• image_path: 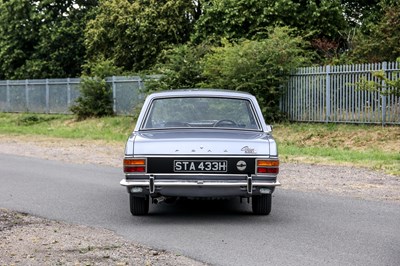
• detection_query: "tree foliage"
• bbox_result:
[146,27,311,121]
[144,43,210,92]
[192,0,348,43]
[84,0,198,73]
[341,0,381,27]
[70,60,122,120]
[0,0,97,79]
[356,60,400,98]
[346,3,400,63]
[0,0,398,80]
[201,27,311,121]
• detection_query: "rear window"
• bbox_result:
[142,97,261,130]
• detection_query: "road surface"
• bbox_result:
[1,154,399,265]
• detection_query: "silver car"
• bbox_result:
[120,89,280,215]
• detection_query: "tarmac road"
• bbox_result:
[1,154,399,266]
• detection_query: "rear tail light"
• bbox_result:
[256,159,279,174]
[123,158,146,173]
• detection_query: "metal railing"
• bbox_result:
[0,76,144,115]
[281,62,400,125]
[1,63,399,125]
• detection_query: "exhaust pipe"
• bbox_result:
[152,196,177,204]
[152,196,166,204]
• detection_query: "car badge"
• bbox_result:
[236,160,247,171]
[241,146,256,154]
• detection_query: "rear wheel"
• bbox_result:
[252,194,272,215]
[129,194,149,216]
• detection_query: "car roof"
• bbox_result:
[147,89,254,99]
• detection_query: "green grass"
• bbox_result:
[0,113,135,142]
[279,144,400,174]
[0,113,399,175]
[273,123,400,175]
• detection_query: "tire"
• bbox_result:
[129,194,149,216]
[252,194,272,215]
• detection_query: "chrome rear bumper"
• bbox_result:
[120,175,280,196]
[120,179,281,187]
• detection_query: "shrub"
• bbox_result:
[201,27,312,121]
[355,59,400,97]
[70,60,121,120]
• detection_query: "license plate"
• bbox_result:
[174,160,228,173]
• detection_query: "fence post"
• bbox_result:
[325,65,331,123]
[25,79,29,112]
[112,76,117,113]
[67,78,71,109]
[381,62,387,126]
[45,79,50,113]
[6,80,10,112]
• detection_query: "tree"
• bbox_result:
[144,43,210,92]
[341,0,381,27]
[84,0,199,73]
[192,0,348,43]
[145,27,312,121]
[201,27,312,121]
[347,3,400,63]
[0,0,97,79]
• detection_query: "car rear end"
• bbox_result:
[120,90,280,215]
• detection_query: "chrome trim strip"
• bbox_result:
[120,179,281,187]
[252,181,281,186]
[125,173,278,178]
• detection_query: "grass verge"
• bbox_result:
[0,113,134,142]
[0,113,399,175]
[273,123,400,175]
